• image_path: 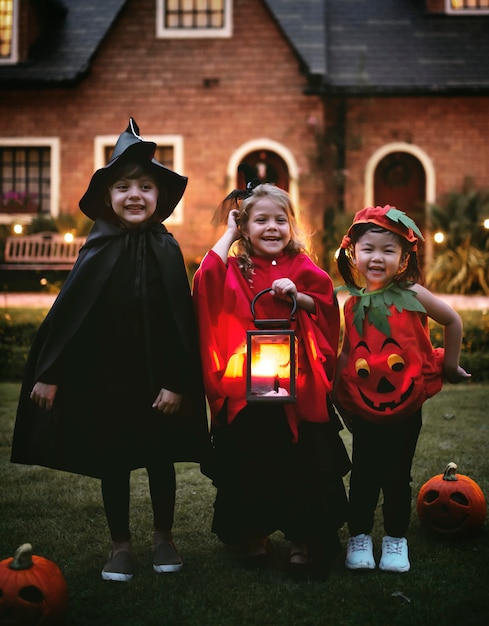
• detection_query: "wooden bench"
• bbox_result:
[0,232,86,271]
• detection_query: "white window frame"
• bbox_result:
[156,0,233,39]
[445,0,489,14]
[94,134,185,225]
[0,0,19,65]
[0,137,60,224]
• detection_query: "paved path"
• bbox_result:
[1,291,489,310]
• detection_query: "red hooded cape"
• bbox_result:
[192,250,339,440]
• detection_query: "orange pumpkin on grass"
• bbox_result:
[417,462,487,538]
[0,543,68,625]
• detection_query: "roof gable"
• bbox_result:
[263,0,326,77]
[0,0,126,87]
[2,0,489,94]
[267,0,489,94]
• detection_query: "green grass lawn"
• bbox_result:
[0,382,488,626]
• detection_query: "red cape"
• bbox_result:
[192,250,339,439]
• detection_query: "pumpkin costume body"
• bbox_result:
[193,250,350,557]
[336,286,444,538]
[336,288,444,424]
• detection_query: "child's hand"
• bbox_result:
[444,365,471,384]
[227,209,240,238]
[30,382,58,411]
[152,388,182,414]
[271,278,297,301]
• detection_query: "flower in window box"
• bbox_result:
[1,191,39,213]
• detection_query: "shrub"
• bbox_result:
[1,308,488,382]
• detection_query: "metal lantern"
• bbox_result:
[246,287,297,402]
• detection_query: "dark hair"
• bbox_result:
[336,223,423,289]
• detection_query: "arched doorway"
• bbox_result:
[238,150,289,191]
[374,152,426,231]
[226,139,299,211]
[365,143,436,267]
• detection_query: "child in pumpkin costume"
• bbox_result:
[334,205,470,573]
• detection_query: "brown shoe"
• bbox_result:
[101,550,134,582]
[242,536,271,570]
[153,540,183,573]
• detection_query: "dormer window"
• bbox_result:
[447,0,489,13]
[0,0,18,64]
[156,0,232,38]
[426,0,489,13]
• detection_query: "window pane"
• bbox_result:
[0,0,13,59]
[0,147,50,213]
[165,0,224,29]
[451,0,489,8]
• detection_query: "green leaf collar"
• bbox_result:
[336,282,426,336]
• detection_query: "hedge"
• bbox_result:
[1,309,488,382]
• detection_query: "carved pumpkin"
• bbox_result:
[417,462,487,538]
[0,543,68,625]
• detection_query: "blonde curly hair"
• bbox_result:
[232,183,308,277]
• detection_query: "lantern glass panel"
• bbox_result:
[246,330,296,402]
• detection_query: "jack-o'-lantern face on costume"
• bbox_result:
[336,305,444,423]
[350,333,420,413]
[352,336,415,412]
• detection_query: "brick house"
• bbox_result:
[0,0,488,273]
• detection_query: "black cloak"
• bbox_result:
[10,218,210,478]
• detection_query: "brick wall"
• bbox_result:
[342,96,489,215]
[2,0,489,268]
[0,0,327,265]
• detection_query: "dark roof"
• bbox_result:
[263,0,327,77]
[0,0,127,88]
[277,0,489,95]
[2,0,489,94]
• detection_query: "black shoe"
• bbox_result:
[288,554,312,581]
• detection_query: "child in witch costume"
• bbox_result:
[193,181,350,579]
[11,119,209,582]
[334,205,470,573]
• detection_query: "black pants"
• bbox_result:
[101,460,176,543]
[348,410,422,538]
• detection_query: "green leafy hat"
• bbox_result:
[345,205,424,246]
[79,118,188,221]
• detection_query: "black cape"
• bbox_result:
[11,219,210,478]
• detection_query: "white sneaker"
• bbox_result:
[379,536,410,572]
[345,534,375,570]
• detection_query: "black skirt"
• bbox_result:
[208,402,350,546]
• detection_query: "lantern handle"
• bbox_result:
[251,287,297,329]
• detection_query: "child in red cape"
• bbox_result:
[334,205,470,573]
[193,182,350,580]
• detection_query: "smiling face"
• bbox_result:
[109,175,159,228]
[241,197,291,258]
[353,229,406,291]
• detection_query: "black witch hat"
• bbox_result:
[79,118,188,221]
